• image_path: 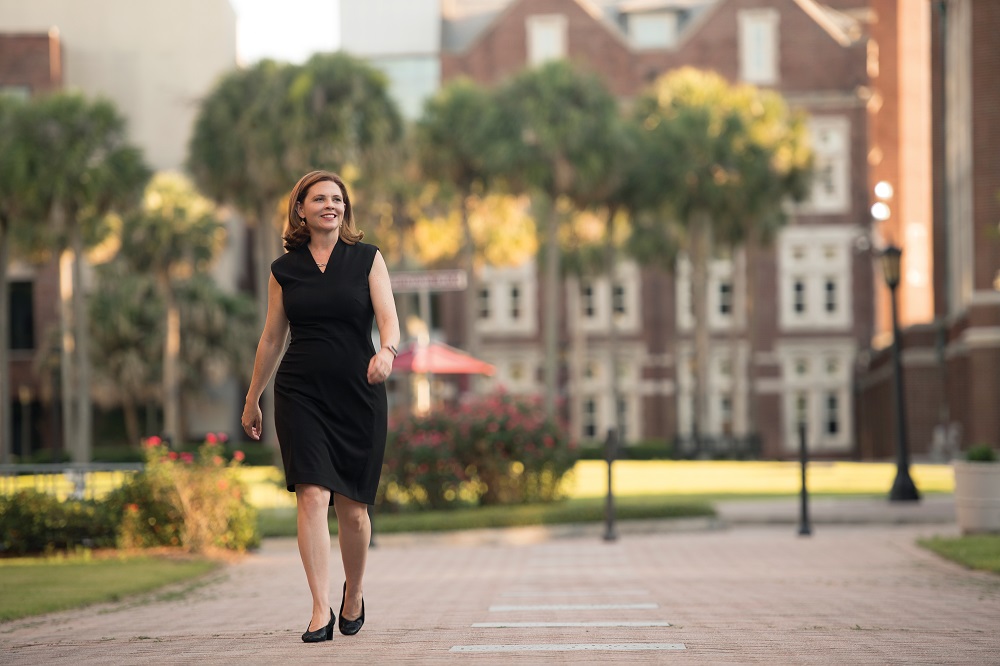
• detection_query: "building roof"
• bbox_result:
[442,0,862,54]
[792,0,864,46]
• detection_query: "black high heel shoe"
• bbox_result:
[338,582,365,636]
[301,607,335,643]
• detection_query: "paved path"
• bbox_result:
[2,501,999,664]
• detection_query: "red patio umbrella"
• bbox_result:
[391,341,496,376]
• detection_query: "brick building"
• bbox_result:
[1,1,238,459]
[342,0,932,458]
[857,0,1000,458]
[0,31,65,460]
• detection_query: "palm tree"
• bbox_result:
[16,93,150,462]
[188,55,402,445]
[493,61,622,419]
[416,78,503,357]
[629,68,811,447]
[115,173,225,445]
[88,268,160,447]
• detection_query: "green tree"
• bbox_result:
[630,68,811,443]
[115,173,225,445]
[188,55,402,445]
[16,93,150,462]
[174,276,257,418]
[494,61,623,418]
[88,268,160,447]
[416,78,503,356]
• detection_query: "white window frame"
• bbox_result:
[738,9,779,85]
[797,116,851,214]
[777,342,855,452]
[629,12,678,50]
[578,261,641,334]
[475,262,538,335]
[675,343,749,437]
[676,256,744,332]
[527,14,567,66]
[779,227,853,330]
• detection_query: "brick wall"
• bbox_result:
[0,32,61,92]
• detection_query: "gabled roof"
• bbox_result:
[792,0,864,46]
[442,0,864,55]
[444,0,632,54]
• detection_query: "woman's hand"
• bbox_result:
[367,348,394,384]
[242,400,262,440]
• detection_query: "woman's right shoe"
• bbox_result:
[301,607,335,643]
[338,582,365,636]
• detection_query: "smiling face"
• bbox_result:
[296,179,346,237]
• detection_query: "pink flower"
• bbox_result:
[144,436,162,448]
[213,455,224,466]
[233,450,246,462]
[218,432,229,443]
[206,432,219,445]
[168,451,179,461]
[180,452,194,464]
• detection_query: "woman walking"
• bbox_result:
[242,170,399,642]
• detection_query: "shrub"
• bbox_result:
[111,433,260,553]
[966,445,998,462]
[382,392,578,510]
[0,490,117,555]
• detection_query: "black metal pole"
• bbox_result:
[888,283,920,501]
[798,422,811,536]
[603,427,618,542]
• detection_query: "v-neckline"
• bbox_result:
[308,242,337,275]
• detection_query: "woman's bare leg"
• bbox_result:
[295,484,333,630]
[333,494,370,620]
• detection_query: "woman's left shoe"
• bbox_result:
[338,582,365,636]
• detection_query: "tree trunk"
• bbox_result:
[540,194,559,420]
[605,206,622,441]
[567,275,583,441]
[162,280,182,446]
[460,195,479,397]
[58,248,76,461]
[744,238,760,437]
[0,215,11,463]
[460,195,478,356]
[689,213,713,447]
[70,222,92,462]
[729,247,745,438]
[122,393,140,449]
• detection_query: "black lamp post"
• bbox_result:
[880,244,920,501]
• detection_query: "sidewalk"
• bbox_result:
[2,498,997,665]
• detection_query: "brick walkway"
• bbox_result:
[2,500,998,664]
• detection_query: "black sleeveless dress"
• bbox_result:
[270,241,387,505]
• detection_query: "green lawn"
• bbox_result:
[258,494,716,538]
[0,553,221,622]
[918,535,1000,574]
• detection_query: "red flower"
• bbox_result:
[206,432,219,445]
[144,436,162,448]
[233,450,246,462]
[180,452,194,464]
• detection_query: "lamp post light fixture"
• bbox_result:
[880,244,920,502]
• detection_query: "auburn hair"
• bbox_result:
[282,170,364,250]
